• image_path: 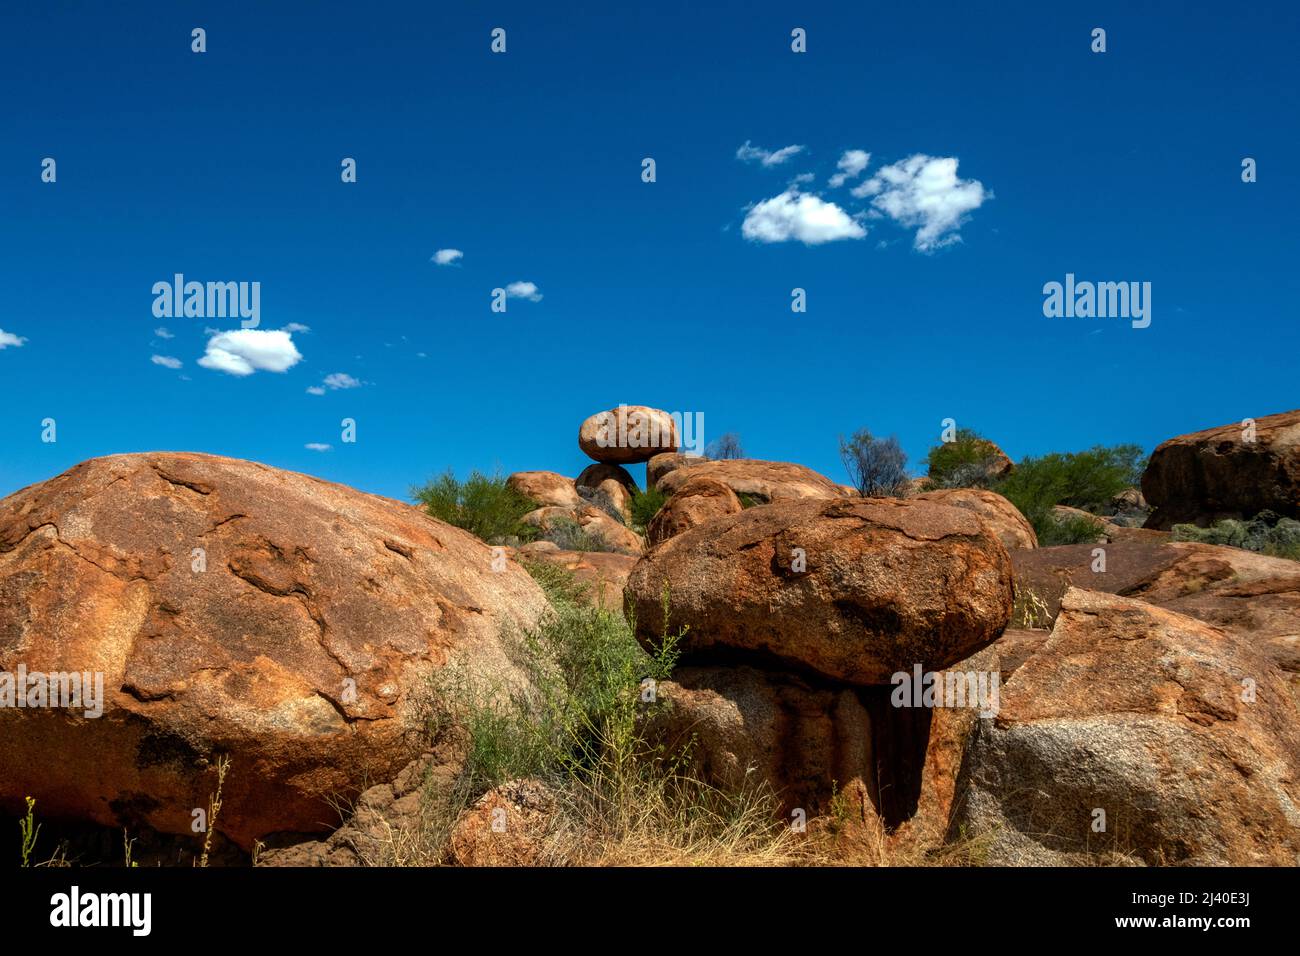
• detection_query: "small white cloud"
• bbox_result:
[323,372,361,390]
[304,443,332,452]
[198,329,303,377]
[505,281,543,302]
[306,386,326,396]
[736,141,806,167]
[741,190,866,245]
[432,248,464,266]
[0,329,27,349]
[282,322,311,333]
[154,327,174,340]
[851,154,988,251]
[828,149,871,187]
[203,326,221,335]
[416,352,427,358]
[151,354,183,369]
[789,172,815,186]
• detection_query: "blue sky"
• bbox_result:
[3,1,1297,501]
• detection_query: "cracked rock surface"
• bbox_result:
[0,452,548,849]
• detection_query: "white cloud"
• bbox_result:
[432,248,463,266]
[323,372,361,390]
[197,329,303,376]
[828,149,871,187]
[0,329,27,349]
[789,172,815,186]
[306,386,326,396]
[304,443,332,452]
[154,327,174,339]
[505,281,543,302]
[741,190,867,245]
[736,141,806,167]
[151,355,182,369]
[282,322,311,333]
[851,154,988,251]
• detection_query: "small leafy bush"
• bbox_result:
[543,516,618,553]
[1172,512,1300,560]
[628,485,668,532]
[1035,510,1106,546]
[412,469,539,544]
[995,445,1145,517]
[926,428,1005,488]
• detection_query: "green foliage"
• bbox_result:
[628,485,668,532]
[19,796,39,867]
[926,428,1003,488]
[542,515,618,553]
[412,469,539,544]
[1034,510,1106,546]
[736,492,763,509]
[1172,512,1300,561]
[994,444,1145,538]
[424,561,682,797]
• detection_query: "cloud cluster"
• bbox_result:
[736,140,806,167]
[852,154,988,251]
[828,150,870,188]
[741,190,866,245]
[505,281,543,302]
[432,248,463,266]
[198,329,303,376]
[0,329,26,349]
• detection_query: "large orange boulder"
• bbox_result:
[914,488,1037,550]
[645,475,742,546]
[654,458,848,503]
[0,453,548,849]
[951,588,1300,865]
[578,405,679,464]
[1143,408,1300,529]
[625,497,1013,685]
[505,470,582,510]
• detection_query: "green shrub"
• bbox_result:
[926,428,1004,488]
[1034,510,1106,546]
[1172,512,1300,561]
[543,515,619,553]
[412,469,539,544]
[995,445,1145,521]
[628,485,668,532]
[736,492,763,509]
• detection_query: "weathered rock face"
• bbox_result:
[447,778,558,867]
[0,453,548,850]
[915,488,1037,551]
[645,475,742,547]
[646,453,703,489]
[1012,540,1300,673]
[520,504,643,555]
[575,463,637,497]
[950,588,1300,865]
[511,547,638,613]
[625,497,1013,685]
[578,406,679,464]
[654,458,849,504]
[506,470,582,510]
[1143,408,1300,529]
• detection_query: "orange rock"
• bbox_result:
[578,406,679,464]
[0,452,548,849]
[915,488,1037,550]
[645,475,742,546]
[654,458,848,503]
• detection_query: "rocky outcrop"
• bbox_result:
[578,405,679,464]
[914,488,1037,550]
[1011,540,1300,672]
[950,588,1300,865]
[1143,408,1300,529]
[654,458,848,504]
[625,497,1013,685]
[506,470,582,510]
[645,475,742,547]
[0,453,548,849]
[520,504,643,555]
[512,546,638,612]
[447,778,558,867]
[647,453,703,489]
